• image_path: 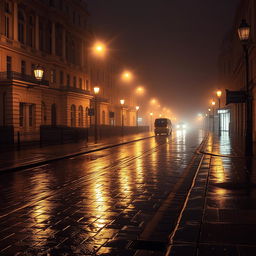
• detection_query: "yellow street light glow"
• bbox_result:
[122,71,133,81]
[211,100,216,106]
[150,112,153,116]
[208,108,211,112]
[216,90,222,98]
[93,42,106,56]
[136,106,140,111]
[135,86,145,95]
[94,86,100,94]
[150,98,157,105]
[120,99,125,105]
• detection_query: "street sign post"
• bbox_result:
[226,89,246,105]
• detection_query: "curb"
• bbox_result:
[0,135,155,174]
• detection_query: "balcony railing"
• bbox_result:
[0,71,49,86]
[60,86,91,95]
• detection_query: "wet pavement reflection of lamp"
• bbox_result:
[238,19,253,156]
[120,99,125,136]
[94,87,100,143]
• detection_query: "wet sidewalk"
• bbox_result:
[167,131,256,256]
[0,132,153,173]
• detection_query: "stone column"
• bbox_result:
[51,22,55,55]
[13,1,18,41]
[62,28,66,60]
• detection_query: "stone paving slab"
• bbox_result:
[166,132,256,256]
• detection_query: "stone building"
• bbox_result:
[0,0,138,145]
[218,0,256,140]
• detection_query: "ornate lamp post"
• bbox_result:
[136,106,139,127]
[34,65,44,81]
[120,99,125,136]
[216,90,222,135]
[150,112,153,132]
[208,108,211,131]
[238,19,253,156]
[211,100,216,132]
[94,87,100,143]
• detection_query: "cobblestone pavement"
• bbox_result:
[167,131,256,256]
[0,129,205,256]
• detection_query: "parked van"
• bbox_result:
[154,118,172,136]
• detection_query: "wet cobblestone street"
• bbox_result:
[0,130,204,255]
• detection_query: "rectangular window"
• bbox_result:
[50,70,56,83]
[60,71,63,84]
[19,103,24,127]
[67,74,70,87]
[79,78,82,89]
[5,2,11,13]
[21,60,26,75]
[86,80,89,90]
[73,76,76,87]
[29,104,35,127]
[6,56,12,76]
[4,16,10,38]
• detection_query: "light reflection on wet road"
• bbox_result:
[0,129,205,255]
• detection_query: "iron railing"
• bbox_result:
[0,71,49,86]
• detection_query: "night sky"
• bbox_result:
[87,0,239,120]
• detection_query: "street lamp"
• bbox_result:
[135,86,145,95]
[216,90,222,135]
[34,65,44,80]
[121,71,133,82]
[92,41,106,57]
[94,87,100,143]
[120,99,125,136]
[211,100,216,132]
[238,19,253,156]
[150,112,153,132]
[136,106,139,128]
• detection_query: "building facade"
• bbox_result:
[218,0,256,141]
[0,0,138,145]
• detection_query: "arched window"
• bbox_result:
[18,9,25,44]
[71,104,76,127]
[102,110,106,125]
[41,101,47,125]
[78,106,83,127]
[51,104,57,126]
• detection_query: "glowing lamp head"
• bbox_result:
[122,71,132,81]
[34,65,44,80]
[120,99,125,105]
[238,19,250,42]
[136,106,140,111]
[136,86,145,95]
[216,90,222,98]
[93,87,100,95]
[211,101,216,106]
[208,108,211,112]
[93,42,106,56]
[150,112,153,116]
